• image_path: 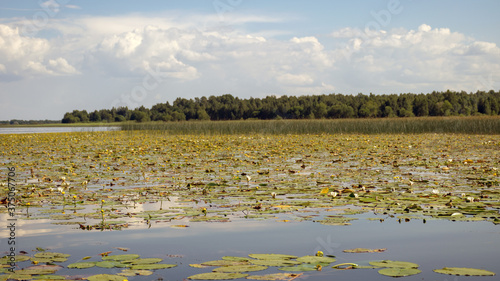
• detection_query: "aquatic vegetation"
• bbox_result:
[0,131,499,279]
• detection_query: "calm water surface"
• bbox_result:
[0,126,120,134]
[2,210,499,281]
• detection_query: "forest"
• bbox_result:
[62,90,500,123]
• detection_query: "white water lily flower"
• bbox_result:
[466,197,474,202]
[329,191,338,198]
[431,189,439,194]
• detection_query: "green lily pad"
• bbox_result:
[130,263,177,270]
[278,264,318,272]
[343,248,386,253]
[433,267,496,276]
[101,254,140,261]
[222,256,249,262]
[117,269,154,276]
[246,273,303,280]
[379,267,422,277]
[213,265,268,273]
[123,258,163,264]
[202,260,250,266]
[32,275,67,280]
[96,261,128,268]
[0,273,33,280]
[87,274,125,281]
[369,260,419,268]
[188,272,249,280]
[248,254,297,260]
[32,252,70,263]
[249,259,301,267]
[67,262,96,269]
[0,255,30,264]
[296,255,336,264]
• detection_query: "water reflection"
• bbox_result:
[1,211,499,281]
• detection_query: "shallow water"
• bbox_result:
[2,208,500,280]
[0,126,119,134]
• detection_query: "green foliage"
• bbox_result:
[61,90,500,123]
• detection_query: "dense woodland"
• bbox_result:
[62,90,500,123]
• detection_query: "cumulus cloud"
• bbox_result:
[0,24,79,77]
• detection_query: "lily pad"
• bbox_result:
[117,269,154,276]
[369,260,419,268]
[101,254,140,261]
[213,265,268,273]
[130,263,177,270]
[188,272,249,280]
[248,254,297,260]
[433,267,496,276]
[246,273,303,280]
[123,258,163,264]
[87,274,124,281]
[296,255,336,264]
[222,256,250,262]
[96,261,128,268]
[278,264,318,272]
[379,267,422,277]
[249,259,301,267]
[67,262,96,269]
[202,260,250,267]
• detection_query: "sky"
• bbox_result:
[1,0,500,120]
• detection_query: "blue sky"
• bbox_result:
[1,0,500,120]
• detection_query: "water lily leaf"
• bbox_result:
[117,269,153,276]
[130,263,177,270]
[222,256,250,262]
[188,272,249,280]
[0,273,33,280]
[296,255,336,264]
[433,267,496,276]
[343,248,386,253]
[202,260,250,266]
[67,262,96,269]
[278,264,317,272]
[96,261,128,268]
[378,267,421,277]
[249,260,301,267]
[101,254,140,261]
[32,275,67,280]
[33,252,70,263]
[248,254,297,260]
[213,265,268,273]
[246,273,303,280]
[369,260,419,268]
[0,255,30,264]
[123,258,163,264]
[87,274,124,281]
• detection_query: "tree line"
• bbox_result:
[62,90,500,123]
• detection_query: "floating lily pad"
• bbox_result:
[188,272,249,280]
[379,267,422,277]
[369,260,419,268]
[32,275,67,279]
[33,252,70,263]
[101,254,140,261]
[96,261,128,268]
[0,256,30,264]
[222,256,250,262]
[87,274,124,281]
[433,267,496,276]
[130,263,177,270]
[123,258,163,264]
[118,269,154,276]
[202,260,250,267]
[246,273,303,280]
[67,262,96,269]
[278,264,318,272]
[213,265,268,273]
[296,255,336,264]
[248,254,297,260]
[249,259,301,267]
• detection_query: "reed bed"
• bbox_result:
[120,116,500,135]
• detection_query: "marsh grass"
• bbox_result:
[121,116,500,135]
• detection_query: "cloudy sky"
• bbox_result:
[1,0,500,120]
